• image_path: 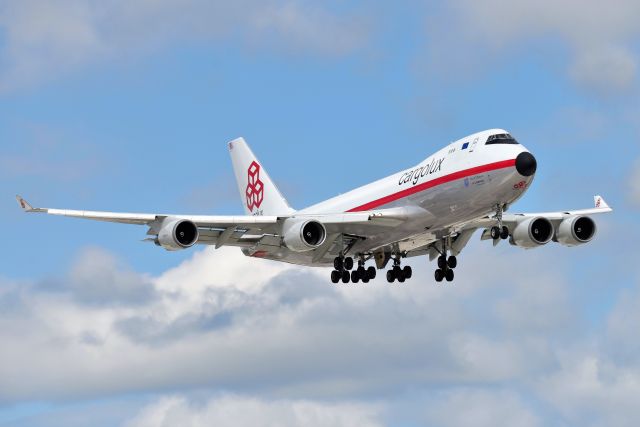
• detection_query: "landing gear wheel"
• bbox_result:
[357,266,366,278]
[500,226,509,240]
[367,266,376,280]
[341,270,350,283]
[434,269,444,282]
[344,257,354,270]
[330,270,340,283]
[447,256,457,269]
[437,255,448,270]
[397,271,406,282]
[351,270,360,283]
[333,257,343,271]
[361,274,370,283]
[445,268,454,282]
[490,226,501,240]
[386,270,395,283]
[403,266,412,279]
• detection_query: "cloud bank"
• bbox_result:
[1,243,639,425]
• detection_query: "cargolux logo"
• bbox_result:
[246,161,264,211]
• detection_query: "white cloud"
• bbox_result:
[424,0,640,95]
[0,0,370,91]
[124,395,383,427]
[0,242,638,426]
[422,389,541,427]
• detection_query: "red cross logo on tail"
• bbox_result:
[246,161,264,211]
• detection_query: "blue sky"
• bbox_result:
[1,1,640,426]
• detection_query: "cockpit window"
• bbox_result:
[486,133,519,145]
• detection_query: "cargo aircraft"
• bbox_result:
[17,129,612,283]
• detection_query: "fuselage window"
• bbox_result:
[486,133,519,145]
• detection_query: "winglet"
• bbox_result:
[16,195,35,211]
[594,195,611,210]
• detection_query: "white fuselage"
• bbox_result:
[256,128,534,266]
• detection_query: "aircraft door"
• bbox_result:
[469,137,479,152]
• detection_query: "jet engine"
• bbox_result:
[555,215,596,247]
[156,217,199,251]
[510,216,554,248]
[282,218,327,252]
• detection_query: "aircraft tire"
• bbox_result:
[500,226,509,240]
[447,256,457,269]
[437,255,447,270]
[445,268,454,282]
[367,266,376,279]
[490,226,501,240]
[341,270,350,283]
[330,270,341,283]
[344,257,354,270]
[397,272,405,283]
[434,269,444,282]
[386,270,395,283]
[403,266,412,279]
[351,270,360,283]
[334,257,343,271]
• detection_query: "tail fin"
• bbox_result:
[228,137,295,216]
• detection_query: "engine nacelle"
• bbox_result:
[555,215,596,247]
[156,218,199,251]
[510,216,554,248]
[282,218,327,252]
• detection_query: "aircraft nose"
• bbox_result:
[515,152,537,177]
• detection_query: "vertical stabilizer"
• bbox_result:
[228,137,295,216]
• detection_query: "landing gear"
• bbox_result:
[331,255,376,283]
[491,203,510,241]
[385,256,413,283]
[434,239,458,283]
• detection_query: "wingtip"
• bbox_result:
[15,195,33,211]
[594,195,611,210]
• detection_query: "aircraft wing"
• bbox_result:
[469,195,612,231]
[15,195,417,249]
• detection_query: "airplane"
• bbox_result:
[16,129,612,284]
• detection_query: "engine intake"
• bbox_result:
[282,218,327,252]
[156,218,199,251]
[555,215,596,246]
[510,216,553,248]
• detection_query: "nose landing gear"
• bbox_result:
[490,203,510,241]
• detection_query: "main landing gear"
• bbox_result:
[434,254,456,282]
[330,256,376,284]
[386,256,412,283]
[433,238,458,283]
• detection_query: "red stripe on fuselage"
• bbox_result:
[347,159,516,212]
